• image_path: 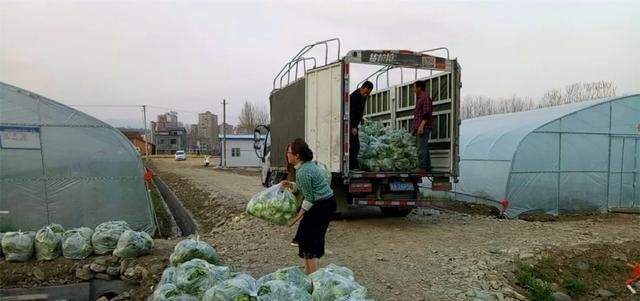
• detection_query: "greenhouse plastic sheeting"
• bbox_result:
[0,82,156,233]
[452,95,640,218]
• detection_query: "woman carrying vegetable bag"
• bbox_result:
[281,138,336,274]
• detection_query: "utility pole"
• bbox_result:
[142,105,148,156]
[222,99,228,168]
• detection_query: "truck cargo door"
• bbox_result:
[305,62,344,173]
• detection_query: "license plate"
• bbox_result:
[389,182,414,191]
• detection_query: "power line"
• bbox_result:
[67,104,241,123]
[68,104,143,107]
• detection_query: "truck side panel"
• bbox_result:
[305,62,343,173]
[269,79,306,169]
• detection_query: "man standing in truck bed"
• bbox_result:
[413,80,432,172]
[349,81,374,170]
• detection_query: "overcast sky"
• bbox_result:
[1,0,639,127]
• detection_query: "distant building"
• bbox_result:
[154,127,187,154]
[185,111,220,155]
[198,111,220,154]
[187,124,199,153]
[219,123,234,135]
[121,130,155,155]
[155,111,178,128]
[152,111,186,154]
[219,134,261,167]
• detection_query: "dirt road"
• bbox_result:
[150,158,640,301]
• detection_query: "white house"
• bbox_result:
[219,134,262,168]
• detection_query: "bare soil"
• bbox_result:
[146,158,640,301]
[3,157,639,301]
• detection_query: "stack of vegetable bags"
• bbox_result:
[151,239,373,301]
[358,121,417,172]
[246,184,298,225]
[151,238,259,300]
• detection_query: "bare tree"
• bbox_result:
[462,81,616,119]
[461,95,534,119]
[538,81,616,108]
[236,101,269,134]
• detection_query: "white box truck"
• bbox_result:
[254,38,461,216]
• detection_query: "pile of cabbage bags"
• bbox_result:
[246,184,298,225]
[1,220,154,262]
[358,121,417,172]
[151,238,372,301]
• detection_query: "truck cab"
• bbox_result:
[254,39,461,216]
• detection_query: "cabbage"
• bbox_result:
[175,259,230,297]
[359,121,418,172]
[35,224,64,260]
[257,266,313,293]
[246,184,298,225]
[257,280,311,301]
[160,267,178,285]
[203,273,259,301]
[309,265,368,301]
[113,230,154,258]
[170,238,220,267]
[149,283,199,301]
[91,221,132,255]
[2,231,35,262]
[62,227,94,259]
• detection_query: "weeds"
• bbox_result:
[563,277,588,297]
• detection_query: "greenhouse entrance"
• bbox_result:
[609,136,640,209]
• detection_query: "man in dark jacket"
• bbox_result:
[349,81,374,170]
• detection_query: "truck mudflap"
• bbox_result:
[354,198,429,207]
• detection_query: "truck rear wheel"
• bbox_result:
[380,207,413,217]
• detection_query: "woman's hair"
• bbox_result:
[289,138,313,162]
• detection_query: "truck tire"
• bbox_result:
[268,172,288,187]
[380,207,413,217]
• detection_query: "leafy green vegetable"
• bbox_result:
[35,224,65,260]
[170,238,220,267]
[149,283,199,301]
[309,265,368,301]
[2,231,35,262]
[62,227,94,259]
[113,230,154,258]
[203,273,259,301]
[246,184,298,225]
[159,267,178,285]
[175,259,230,298]
[257,266,313,293]
[257,280,311,301]
[91,221,132,255]
[359,121,418,172]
